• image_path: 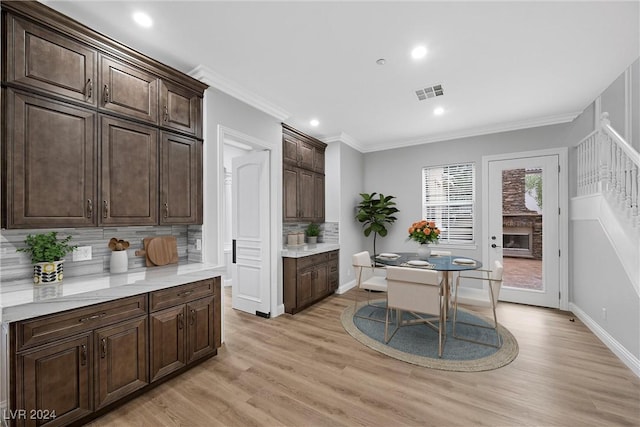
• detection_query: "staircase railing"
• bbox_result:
[576,112,640,227]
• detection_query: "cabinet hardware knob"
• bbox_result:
[87,199,93,218]
[101,338,107,359]
[79,312,107,323]
[178,313,184,330]
[190,309,196,326]
[80,344,87,366]
[86,79,93,99]
[164,202,169,218]
[103,84,110,103]
[163,105,169,122]
[178,290,193,297]
[103,200,109,218]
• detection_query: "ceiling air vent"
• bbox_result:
[415,83,444,101]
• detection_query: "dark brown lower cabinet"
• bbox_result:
[284,250,339,314]
[94,316,148,409]
[18,334,93,427]
[150,295,216,382]
[9,277,221,426]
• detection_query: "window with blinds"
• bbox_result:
[422,163,475,244]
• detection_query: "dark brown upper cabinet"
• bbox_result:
[160,80,202,137]
[160,132,200,225]
[1,1,207,228]
[4,89,97,228]
[99,55,159,124]
[100,116,158,226]
[282,124,326,223]
[4,14,97,106]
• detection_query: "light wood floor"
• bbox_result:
[88,288,640,427]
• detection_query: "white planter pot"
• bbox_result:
[33,260,64,284]
[306,236,318,244]
[110,250,128,273]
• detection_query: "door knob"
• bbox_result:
[491,243,502,248]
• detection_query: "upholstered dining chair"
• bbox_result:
[384,266,445,357]
[352,251,388,323]
[452,260,504,347]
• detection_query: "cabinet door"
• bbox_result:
[100,116,158,225]
[6,15,97,105]
[159,80,201,137]
[18,334,92,427]
[283,135,299,165]
[312,264,329,298]
[298,169,315,220]
[313,147,325,173]
[297,269,314,308]
[160,132,198,224]
[186,297,215,364]
[99,55,158,124]
[313,173,325,222]
[297,141,315,170]
[283,167,299,221]
[149,305,186,382]
[94,316,148,409]
[5,90,96,228]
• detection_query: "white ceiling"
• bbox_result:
[43,1,639,152]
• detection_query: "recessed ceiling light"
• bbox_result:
[376,58,386,65]
[133,11,153,28]
[310,119,319,127]
[411,45,427,60]
[434,107,445,116]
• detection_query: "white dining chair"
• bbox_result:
[384,266,445,357]
[452,260,504,347]
[352,251,388,323]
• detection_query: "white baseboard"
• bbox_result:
[569,302,640,378]
[275,304,285,317]
[337,279,356,295]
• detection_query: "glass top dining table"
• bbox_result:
[373,252,482,322]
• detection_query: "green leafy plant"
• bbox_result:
[17,232,77,263]
[525,173,543,209]
[355,192,399,257]
[305,223,320,237]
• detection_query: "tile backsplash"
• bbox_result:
[0,225,203,282]
[283,222,339,245]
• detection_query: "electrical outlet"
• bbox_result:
[73,246,92,262]
[601,307,607,320]
[196,239,202,250]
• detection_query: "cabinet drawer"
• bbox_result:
[296,252,329,271]
[16,295,147,351]
[150,279,214,312]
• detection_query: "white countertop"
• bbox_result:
[281,243,340,258]
[0,263,222,323]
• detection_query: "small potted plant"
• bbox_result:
[305,223,320,244]
[17,232,77,284]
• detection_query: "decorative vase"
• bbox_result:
[307,236,318,244]
[417,244,431,258]
[110,250,128,273]
[33,260,64,284]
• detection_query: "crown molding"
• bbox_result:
[322,132,366,152]
[363,111,582,153]
[189,65,290,121]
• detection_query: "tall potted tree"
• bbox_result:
[355,192,399,257]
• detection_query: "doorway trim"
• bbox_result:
[217,125,283,318]
[482,147,569,311]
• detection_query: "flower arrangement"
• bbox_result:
[407,220,441,245]
[108,238,130,251]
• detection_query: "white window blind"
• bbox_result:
[422,163,475,244]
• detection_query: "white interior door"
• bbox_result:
[487,155,560,308]
[232,150,270,316]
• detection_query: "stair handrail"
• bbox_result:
[598,112,639,225]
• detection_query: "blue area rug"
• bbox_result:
[341,300,518,371]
